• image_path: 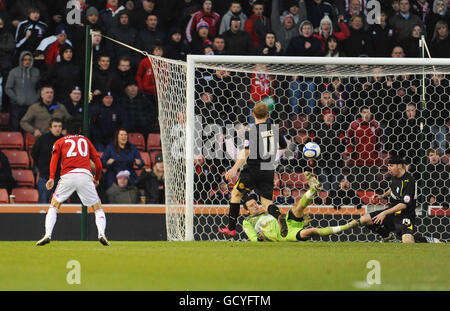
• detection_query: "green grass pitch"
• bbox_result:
[0,241,449,291]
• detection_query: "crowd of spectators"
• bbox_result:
[0,0,449,208]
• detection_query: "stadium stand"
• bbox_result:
[24,133,35,151]
[11,188,39,204]
[0,113,10,130]
[12,169,35,188]
[128,133,146,151]
[0,132,24,149]
[0,189,8,204]
[2,150,30,169]
[147,133,161,152]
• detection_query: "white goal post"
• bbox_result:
[150,54,450,242]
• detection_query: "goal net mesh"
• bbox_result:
[150,56,450,242]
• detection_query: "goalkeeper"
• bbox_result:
[243,172,358,242]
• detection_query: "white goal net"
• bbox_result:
[150,55,450,242]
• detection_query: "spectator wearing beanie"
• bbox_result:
[90,89,127,151]
[37,24,73,67]
[45,44,81,102]
[313,15,350,54]
[164,27,189,61]
[69,6,104,67]
[306,0,336,29]
[106,9,138,65]
[106,170,140,204]
[188,20,212,54]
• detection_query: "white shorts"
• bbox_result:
[53,172,100,207]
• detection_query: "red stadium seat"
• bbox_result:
[147,133,161,152]
[0,188,8,203]
[12,169,35,188]
[0,113,10,130]
[25,133,35,150]
[0,132,24,149]
[128,133,146,151]
[28,150,34,168]
[12,188,38,203]
[2,150,30,168]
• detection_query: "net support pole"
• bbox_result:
[185,55,196,241]
[418,35,427,213]
[81,25,92,241]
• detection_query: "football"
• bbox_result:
[303,142,321,158]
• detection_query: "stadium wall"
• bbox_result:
[0,205,448,241]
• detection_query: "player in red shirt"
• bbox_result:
[36,120,109,246]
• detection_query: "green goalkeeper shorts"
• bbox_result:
[282,208,305,242]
